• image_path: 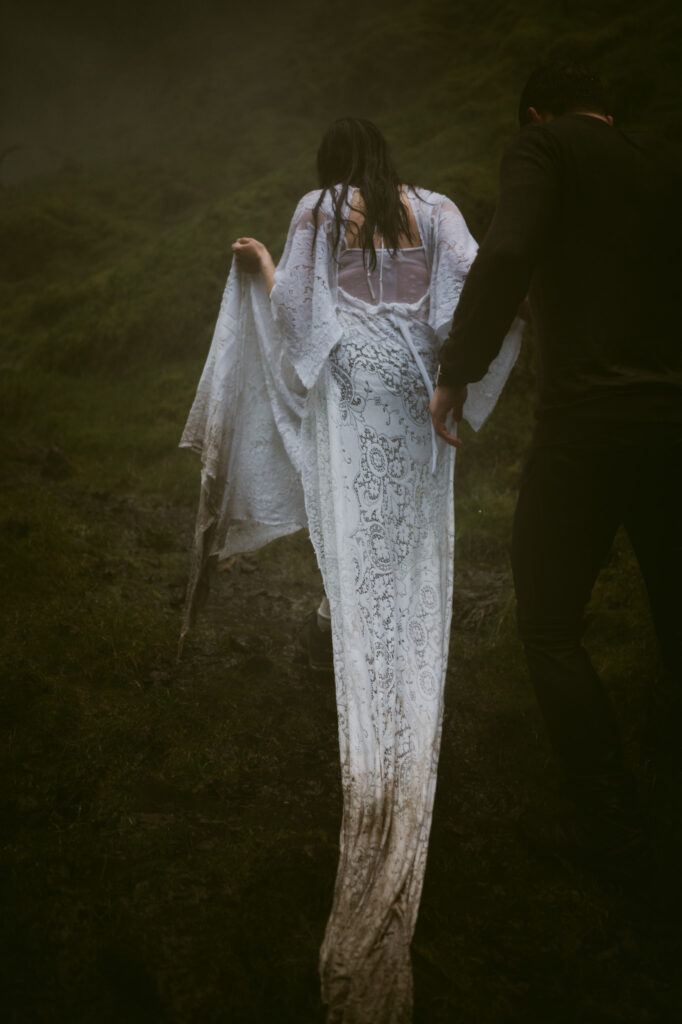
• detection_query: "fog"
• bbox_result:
[4,3,682,1021]
[2,1,281,181]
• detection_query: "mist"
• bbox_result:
[3,1,682,1021]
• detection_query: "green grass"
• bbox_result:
[2,0,682,1020]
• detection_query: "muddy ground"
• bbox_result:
[3,462,682,1023]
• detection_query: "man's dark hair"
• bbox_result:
[518,63,608,126]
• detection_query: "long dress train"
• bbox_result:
[180,187,522,1022]
[301,299,454,1020]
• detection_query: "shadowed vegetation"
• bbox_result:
[2,0,682,1020]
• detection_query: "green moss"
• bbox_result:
[2,1,680,1019]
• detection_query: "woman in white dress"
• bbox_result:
[181,118,520,1023]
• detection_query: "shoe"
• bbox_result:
[298,612,334,674]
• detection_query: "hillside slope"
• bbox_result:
[2,3,681,1021]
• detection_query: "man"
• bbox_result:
[430,63,682,878]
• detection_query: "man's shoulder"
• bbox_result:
[617,129,682,173]
[549,117,682,179]
[501,115,664,171]
[510,115,609,151]
[540,113,670,157]
[501,123,563,170]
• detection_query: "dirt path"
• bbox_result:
[3,470,682,1022]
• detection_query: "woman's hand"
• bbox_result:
[232,237,266,273]
[231,237,276,294]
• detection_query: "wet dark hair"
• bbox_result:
[518,63,608,126]
[313,117,412,270]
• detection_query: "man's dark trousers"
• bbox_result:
[511,416,682,779]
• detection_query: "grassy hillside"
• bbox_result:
[2,1,682,1021]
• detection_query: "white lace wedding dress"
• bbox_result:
[180,187,522,1023]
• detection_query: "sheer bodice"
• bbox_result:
[338,246,430,308]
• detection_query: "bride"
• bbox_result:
[180,117,521,1022]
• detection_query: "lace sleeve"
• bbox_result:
[424,193,522,431]
[270,192,344,389]
[428,197,479,342]
[179,264,242,480]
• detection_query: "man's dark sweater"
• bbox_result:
[438,114,682,422]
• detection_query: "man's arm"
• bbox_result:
[436,125,561,390]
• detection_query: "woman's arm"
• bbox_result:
[231,237,276,294]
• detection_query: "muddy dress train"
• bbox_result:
[180,187,521,1022]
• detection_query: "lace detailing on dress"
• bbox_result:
[300,305,455,1023]
[412,190,525,429]
[417,193,479,342]
[179,185,522,1018]
[178,270,307,645]
[270,192,344,389]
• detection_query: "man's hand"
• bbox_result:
[429,385,467,447]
